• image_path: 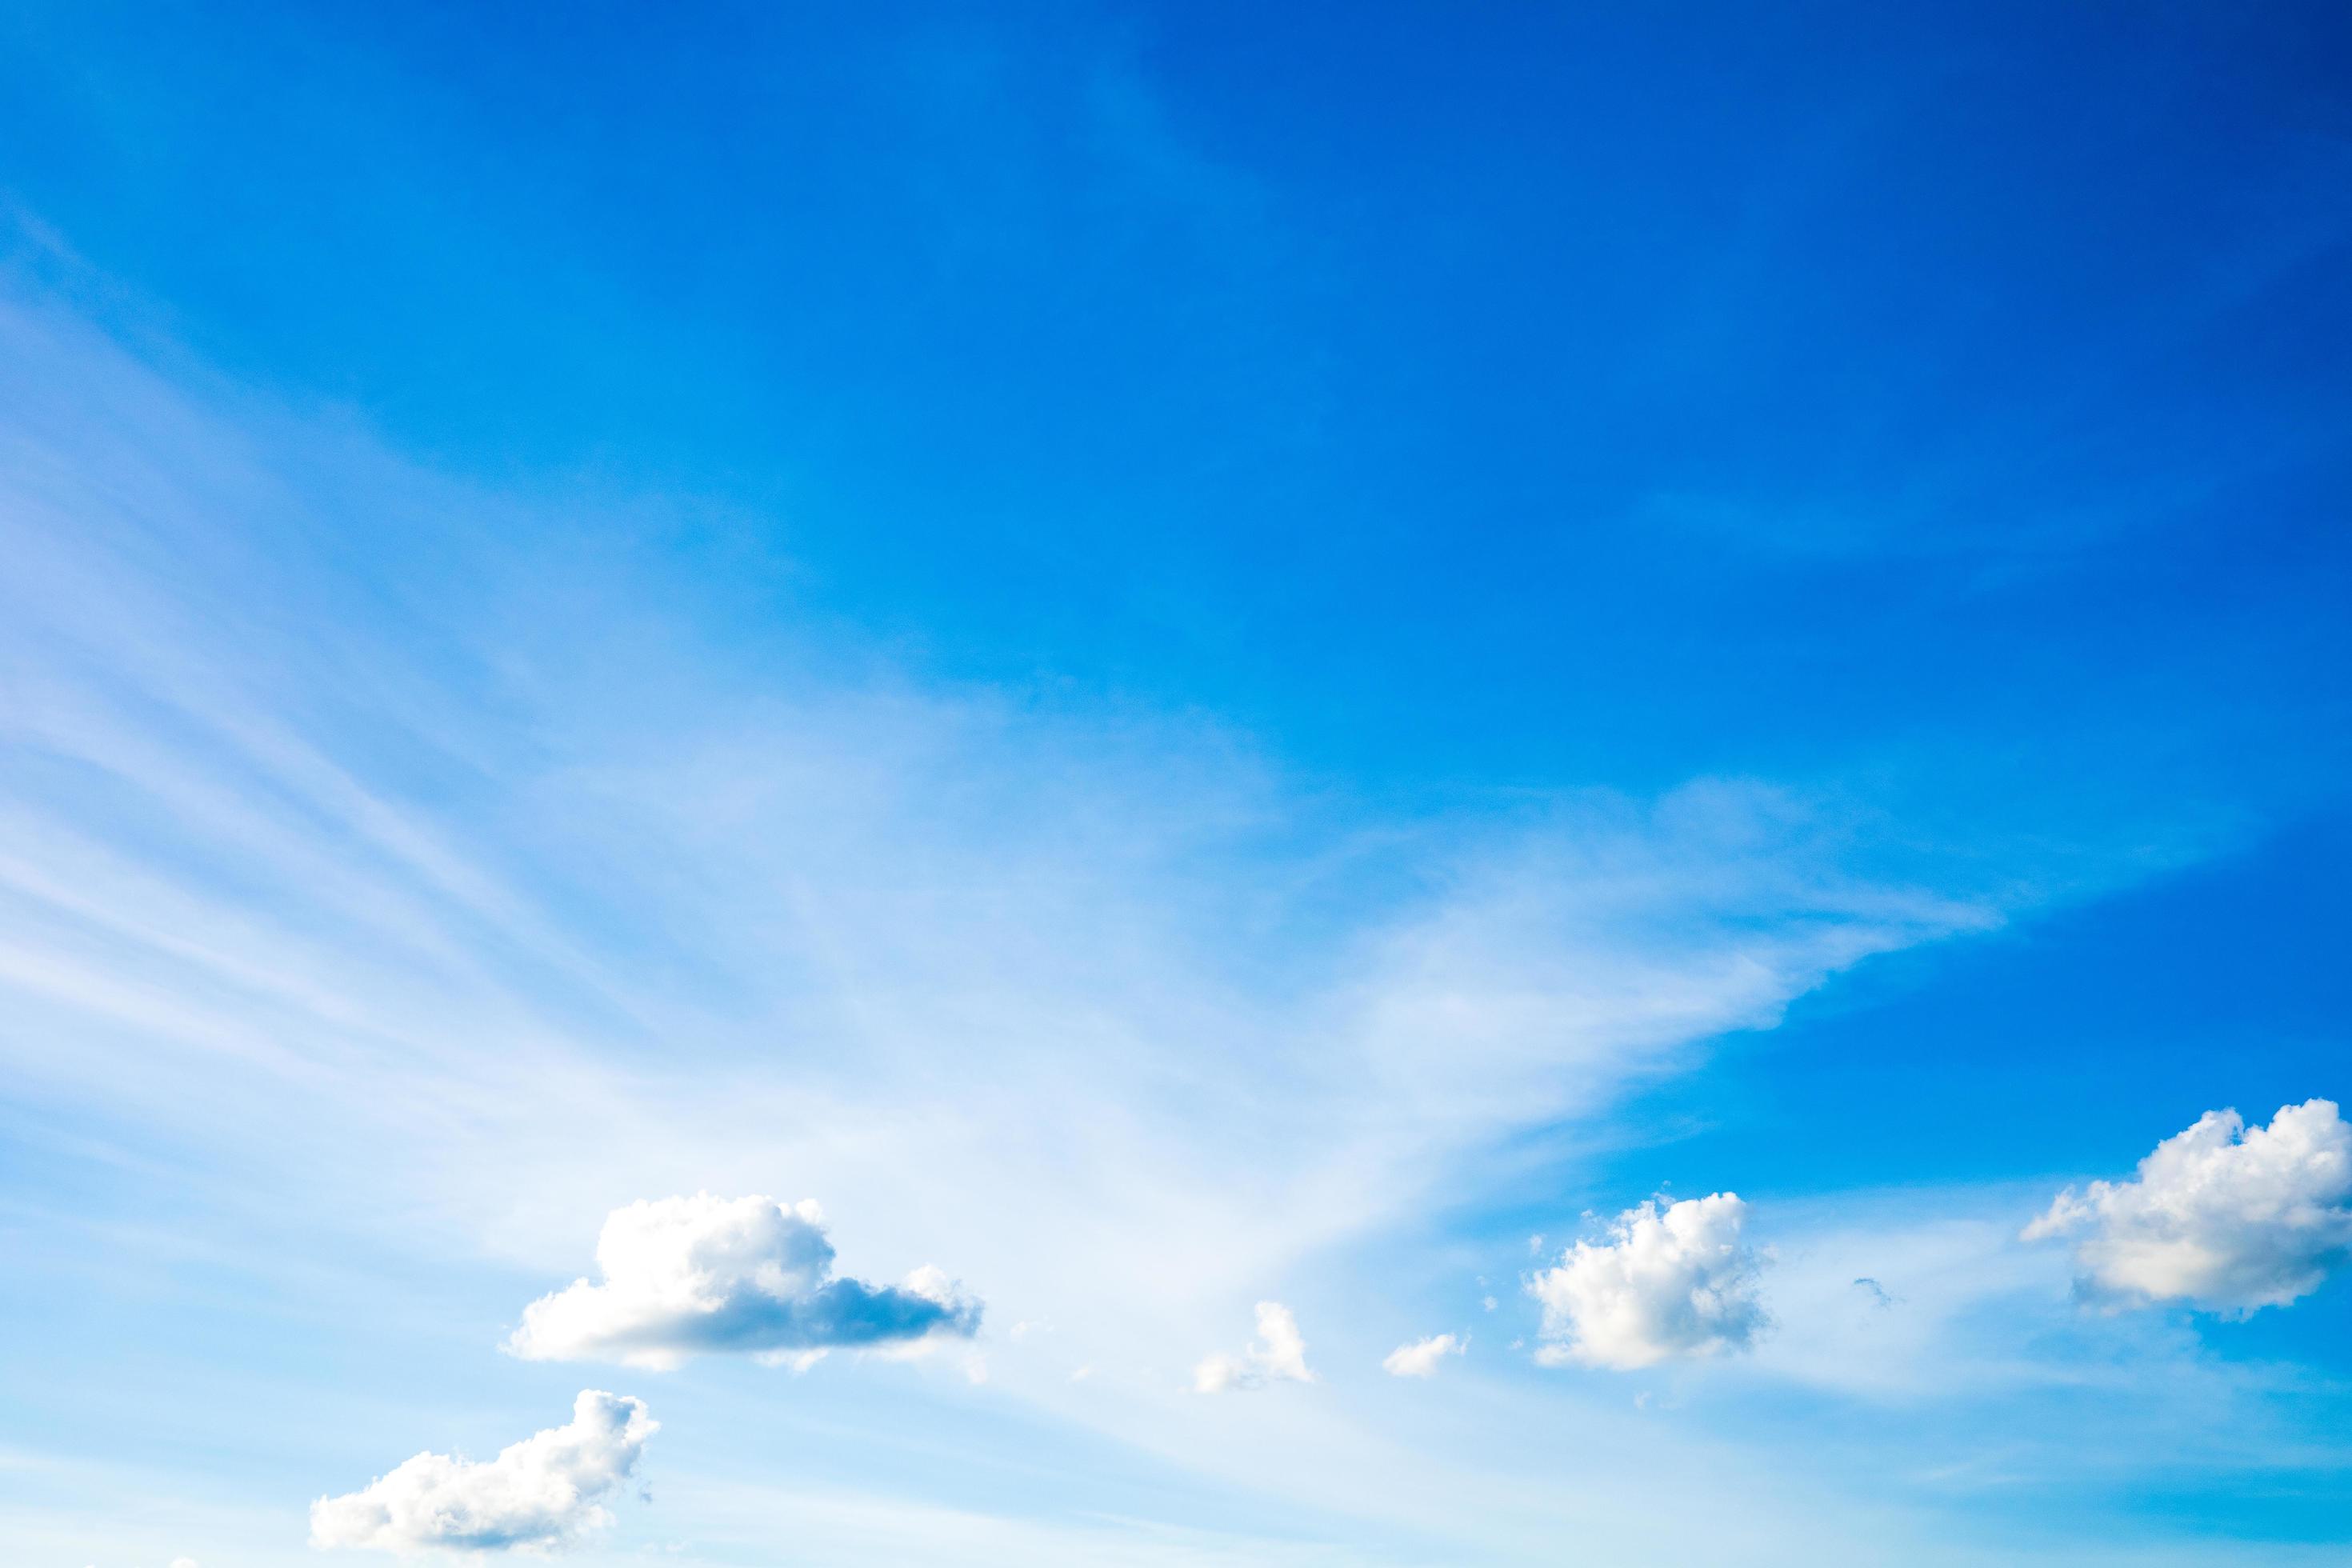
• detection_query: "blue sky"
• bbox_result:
[2,2,2348,1563]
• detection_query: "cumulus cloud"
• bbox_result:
[310,1390,655,1554]
[1528,1193,1765,1370]
[505,1194,980,1370]
[1381,1333,1465,1378]
[1193,1302,1313,1392]
[2023,1100,2352,1314]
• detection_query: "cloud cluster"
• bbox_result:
[1528,1193,1764,1370]
[310,1390,655,1554]
[1381,1333,1465,1378]
[2024,1100,2352,1314]
[505,1195,980,1370]
[1194,1302,1313,1392]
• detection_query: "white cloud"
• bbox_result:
[1382,1333,1465,1378]
[1529,1193,1765,1370]
[310,1390,656,1554]
[1193,1302,1313,1393]
[506,1194,979,1370]
[2023,1100,2352,1314]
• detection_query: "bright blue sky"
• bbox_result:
[2,3,2348,1564]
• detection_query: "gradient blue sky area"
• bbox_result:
[2,2,2349,1564]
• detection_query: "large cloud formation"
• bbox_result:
[310,1390,655,1554]
[505,1194,980,1370]
[1528,1193,1765,1370]
[2024,1099,2352,1314]
[1193,1302,1314,1393]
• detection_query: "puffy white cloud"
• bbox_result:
[2023,1100,2352,1314]
[310,1390,655,1554]
[1381,1333,1464,1378]
[1193,1302,1313,1393]
[505,1194,980,1370]
[1528,1193,1764,1370]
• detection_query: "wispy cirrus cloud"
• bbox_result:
[0,283,2002,1320]
[0,278,2190,1561]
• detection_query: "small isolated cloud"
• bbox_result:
[1382,1332,1465,1378]
[2023,1100,2352,1314]
[505,1194,979,1369]
[1194,1302,1313,1392]
[1528,1192,1764,1370]
[310,1390,655,1554]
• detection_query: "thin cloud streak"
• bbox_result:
[0,282,2202,1556]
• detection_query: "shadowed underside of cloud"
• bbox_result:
[2025,1099,2352,1314]
[310,1390,655,1554]
[1529,1193,1766,1370]
[505,1194,980,1370]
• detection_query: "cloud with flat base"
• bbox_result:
[2025,1099,2352,1314]
[506,1194,980,1370]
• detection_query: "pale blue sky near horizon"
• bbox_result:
[1,2,2348,1563]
